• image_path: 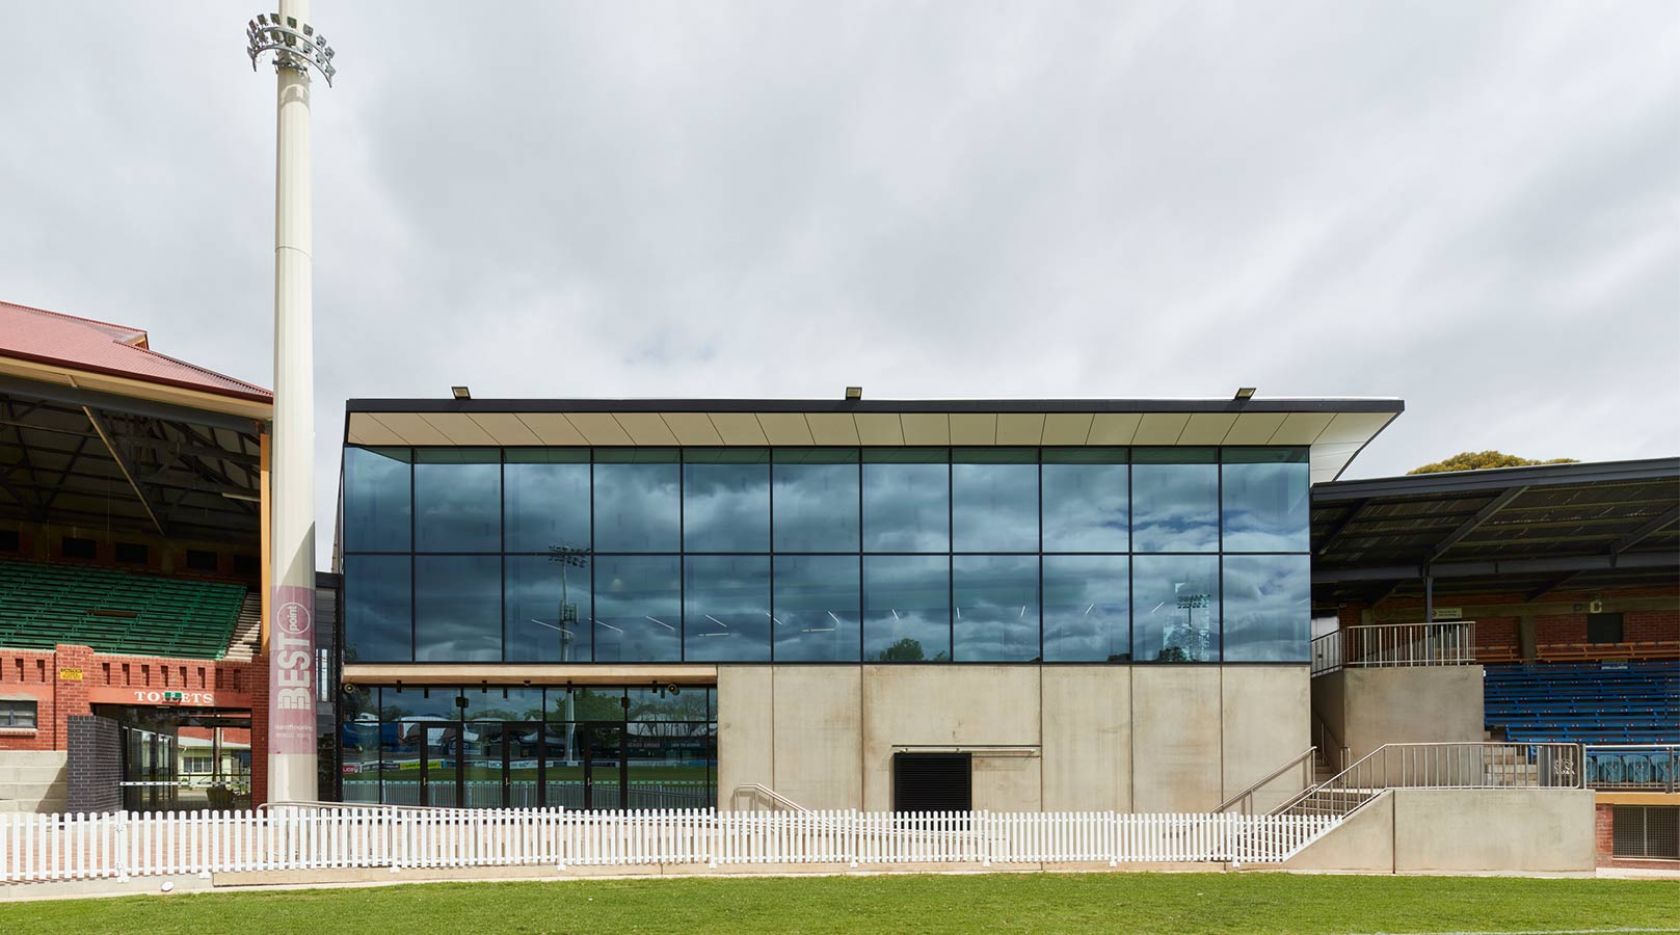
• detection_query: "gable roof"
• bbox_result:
[0,300,271,403]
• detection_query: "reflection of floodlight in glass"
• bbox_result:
[645,616,675,631]
[704,614,729,630]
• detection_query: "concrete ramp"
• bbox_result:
[1285,787,1595,874]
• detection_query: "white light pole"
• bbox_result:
[248,3,335,805]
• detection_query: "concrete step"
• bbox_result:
[0,751,68,764]
[0,764,71,783]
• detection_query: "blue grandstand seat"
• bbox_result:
[1483,661,1679,746]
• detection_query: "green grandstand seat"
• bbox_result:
[0,559,247,659]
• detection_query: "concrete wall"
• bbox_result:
[0,750,67,814]
[1313,666,1484,763]
[718,664,1307,813]
[1286,788,1597,873]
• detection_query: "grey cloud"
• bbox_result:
[1,2,1675,563]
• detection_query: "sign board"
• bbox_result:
[1432,607,1464,621]
[57,668,84,681]
[87,686,254,709]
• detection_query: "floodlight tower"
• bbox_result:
[247,2,335,804]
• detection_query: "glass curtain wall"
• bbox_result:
[342,445,1310,665]
[339,685,716,809]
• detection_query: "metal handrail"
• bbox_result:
[1311,710,1349,774]
[1216,747,1316,816]
[1275,741,1583,821]
[730,784,808,812]
[1312,621,1478,675]
[258,799,443,813]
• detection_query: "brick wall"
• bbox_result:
[0,648,57,751]
[250,652,268,808]
[1595,803,1614,864]
[66,715,122,814]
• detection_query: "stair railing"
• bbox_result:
[1215,747,1316,817]
[1275,741,1584,823]
[1311,710,1349,774]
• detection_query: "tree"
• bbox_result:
[1408,451,1577,475]
[877,637,925,662]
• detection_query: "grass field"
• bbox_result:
[1,872,1675,935]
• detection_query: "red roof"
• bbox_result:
[0,300,271,402]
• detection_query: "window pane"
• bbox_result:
[864,555,950,662]
[1044,555,1130,662]
[773,555,860,661]
[504,454,590,553]
[627,687,709,722]
[1133,555,1220,662]
[594,555,681,662]
[340,720,381,803]
[415,555,501,661]
[1222,457,1310,552]
[1223,554,1310,661]
[953,555,1038,661]
[343,447,411,551]
[1043,459,1128,552]
[344,555,411,662]
[772,457,860,552]
[414,450,500,552]
[683,452,769,552]
[684,555,771,662]
[863,459,949,552]
[952,450,1038,552]
[594,459,680,552]
[504,554,591,663]
[1132,459,1219,552]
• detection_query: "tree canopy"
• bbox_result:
[1408,450,1577,475]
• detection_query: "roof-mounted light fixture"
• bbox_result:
[451,386,471,400]
[845,386,863,400]
[1234,387,1257,401]
[247,12,337,85]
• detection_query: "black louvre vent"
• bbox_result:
[893,752,972,812]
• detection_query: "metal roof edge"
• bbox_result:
[344,396,1406,415]
[1312,457,1680,501]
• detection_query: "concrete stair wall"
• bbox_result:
[0,750,68,814]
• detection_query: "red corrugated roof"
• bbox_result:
[0,300,272,402]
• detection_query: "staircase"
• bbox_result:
[223,592,263,661]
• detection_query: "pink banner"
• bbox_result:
[268,584,316,755]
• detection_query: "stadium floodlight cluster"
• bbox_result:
[246,12,336,86]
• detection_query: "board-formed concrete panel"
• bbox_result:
[1041,667,1131,811]
[1392,788,1595,873]
[1221,666,1310,811]
[717,666,774,810]
[1316,666,1484,762]
[1132,667,1222,812]
[771,667,863,810]
[861,666,1041,811]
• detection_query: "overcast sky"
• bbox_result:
[2,2,1676,565]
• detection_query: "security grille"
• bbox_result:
[893,752,972,812]
[1612,805,1679,859]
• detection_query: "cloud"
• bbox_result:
[0,1,1675,567]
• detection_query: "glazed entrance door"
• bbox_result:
[581,722,626,811]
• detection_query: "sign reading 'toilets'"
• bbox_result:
[269,585,315,755]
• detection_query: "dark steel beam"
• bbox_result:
[83,406,166,535]
[1610,506,1680,558]
[1313,550,1678,585]
[1428,486,1528,563]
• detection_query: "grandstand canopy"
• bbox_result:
[1311,458,1680,606]
[0,301,271,542]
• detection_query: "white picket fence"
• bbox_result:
[0,808,1338,884]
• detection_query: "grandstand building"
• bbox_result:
[333,395,1405,814]
[1310,458,1680,864]
[0,300,332,813]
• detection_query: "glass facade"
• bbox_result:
[340,685,714,809]
[342,445,1311,664]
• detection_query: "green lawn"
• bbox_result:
[2,872,1675,935]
